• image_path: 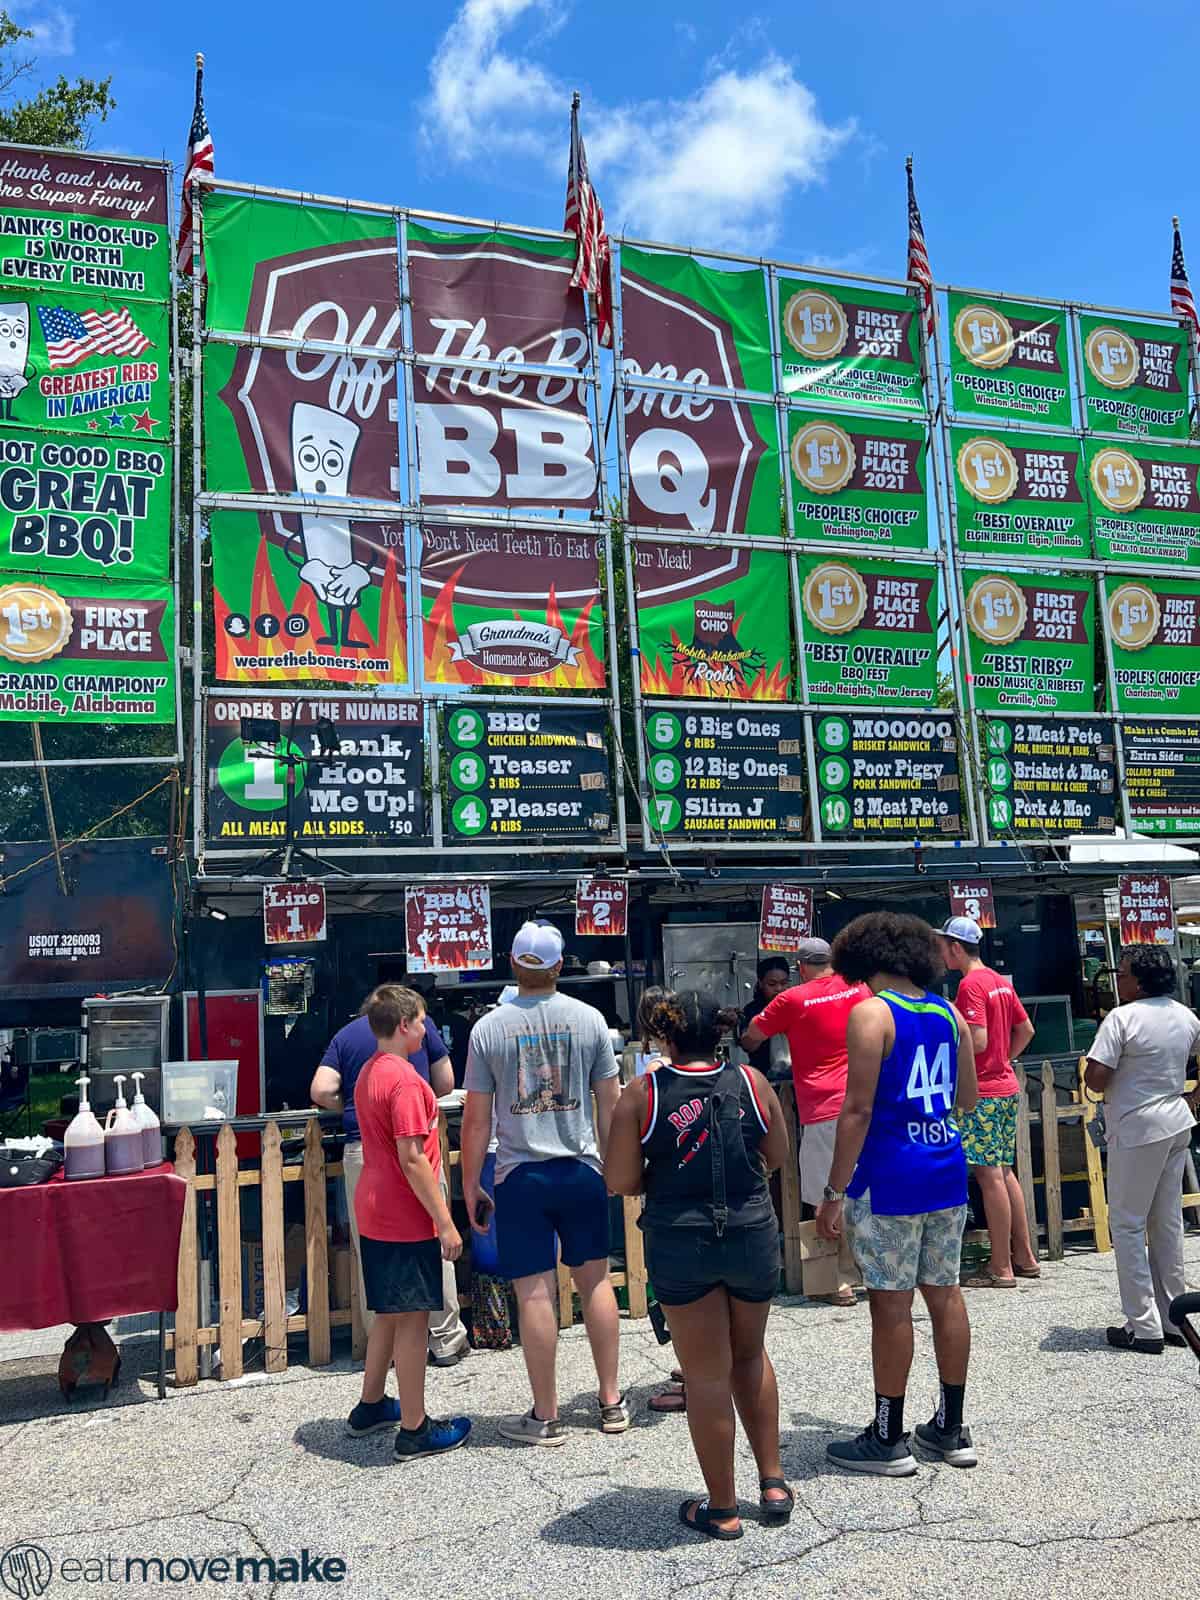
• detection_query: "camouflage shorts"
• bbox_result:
[845,1191,967,1292]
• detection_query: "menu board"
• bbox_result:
[642,704,804,839]
[444,703,612,843]
[205,693,426,850]
[963,571,1095,713]
[947,294,1071,428]
[1107,577,1200,712]
[951,427,1088,561]
[405,883,492,973]
[812,712,962,840]
[1120,721,1200,835]
[797,557,939,706]
[981,717,1116,837]
[788,413,928,550]
[1078,314,1190,441]
[776,279,924,412]
[1086,440,1200,568]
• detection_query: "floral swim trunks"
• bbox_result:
[845,1191,968,1292]
[958,1093,1019,1168]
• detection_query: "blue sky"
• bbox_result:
[37,0,1200,311]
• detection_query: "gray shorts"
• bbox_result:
[845,1191,967,1292]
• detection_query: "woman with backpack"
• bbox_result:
[605,990,792,1540]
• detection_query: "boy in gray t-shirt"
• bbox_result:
[461,922,625,1445]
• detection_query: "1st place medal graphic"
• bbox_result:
[791,421,855,494]
[965,575,1027,646]
[783,289,848,362]
[1108,582,1160,651]
[1085,325,1140,389]
[1089,445,1145,512]
[802,562,867,635]
[957,435,1019,504]
[953,303,1014,369]
[0,582,73,663]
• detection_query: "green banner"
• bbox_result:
[1085,438,1200,568]
[947,293,1071,427]
[633,542,792,700]
[1078,313,1190,440]
[796,555,938,705]
[0,429,170,580]
[621,246,772,394]
[777,278,924,412]
[211,510,409,688]
[789,412,927,549]
[951,426,1088,560]
[1107,576,1200,711]
[963,570,1095,712]
[0,573,174,721]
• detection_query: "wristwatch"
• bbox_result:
[822,1184,845,1203]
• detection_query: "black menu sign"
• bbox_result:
[811,713,962,839]
[1121,721,1200,836]
[642,705,805,838]
[206,694,426,851]
[981,717,1116,837]
[444,703,612,843]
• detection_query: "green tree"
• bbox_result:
[0,11,114,147]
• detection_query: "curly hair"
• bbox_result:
[831,911,944,989]
[646,989,723,1058]
[636,985,669,1045]
[1121,944,1177,998]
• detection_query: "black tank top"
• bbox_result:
[640,1062,774,1231]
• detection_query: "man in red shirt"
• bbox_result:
[939,917,1038,1288]
[742,937,869,1305]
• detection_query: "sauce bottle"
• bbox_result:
[64,1072,106,1181]
[128,1070,162,1168]
[103,1075,145,1176]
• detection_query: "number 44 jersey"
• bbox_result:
[845,989,968,1216]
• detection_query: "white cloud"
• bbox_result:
[421,4,853,252]
[7,1,75,57]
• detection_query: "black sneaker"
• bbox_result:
[914,1420,978,1468]
[345,1396,401,1436]
[393,1415,472,1461]
[826,1426,916,1477]
[1106,1325,1164,1355]
[1164,1332,1187,1349]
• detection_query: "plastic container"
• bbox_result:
[470,1153,502,1275]
[103,1074,144,1175]
[161,1060,238,1124]
[64,1073,105,1181]
[128,1070,162,1168]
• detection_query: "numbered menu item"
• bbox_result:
[963,571,1095,713]
[777,278,925,412]
[951,427,1088,560]
[204,693,426,850]
[788,413,928,549]
[642,705,804,838]
[1086,440,1200,568]
[798,557,939,706]
[1107,577,1200,711]
[812,713,962,840]
[947,294,1071,428]
[445,703,613,843]
[1121,721,1200,836]
[981,718,1116,838]
[1078,314,1190,441]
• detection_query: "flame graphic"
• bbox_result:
[423,564,606,689]
[215,538,408,685]
[639,626,792,701]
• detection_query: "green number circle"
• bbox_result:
[817,717,851,753]
[649,753,681,790]
[448,708,485,748]
[985,722,1013,754]
[987,758,1012,792]
[217,738,305,814]
[451,795,489,836]
[450,752,485,791]
[646,712,681,750]
[652,794,682,831]
[819,755,850,792]
[821,795,851,831]
[989,796,1012,829]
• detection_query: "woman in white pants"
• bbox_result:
[1085,945,1200,1354]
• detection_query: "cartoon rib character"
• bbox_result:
[0,303,30,420]
[287,402,373,651]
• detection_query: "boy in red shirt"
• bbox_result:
[939,918,1038,1288]
[742,937,869,1306]
[347,985,471,1460]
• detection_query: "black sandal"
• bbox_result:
[679,1499,743,1540]
[759,1477,794,1525]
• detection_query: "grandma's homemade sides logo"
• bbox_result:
[0,1541,347,1591]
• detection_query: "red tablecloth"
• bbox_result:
[0,1164,186,1332]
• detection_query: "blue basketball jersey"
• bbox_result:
[846,989,968,1216]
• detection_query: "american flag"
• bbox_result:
[1170,216,1198,333]
[176,52,214,278]
[906,156,935,338]
[36,304,151,369]
[565,92,612,348]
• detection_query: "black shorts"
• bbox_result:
[359,1235,444,1314]
[644,1218,781,1308]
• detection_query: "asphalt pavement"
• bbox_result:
[1,1239,1198,1599]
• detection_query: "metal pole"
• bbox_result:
[190,175,206,870]
[30,725,68,895]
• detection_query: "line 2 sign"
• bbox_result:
[575,877,628,936]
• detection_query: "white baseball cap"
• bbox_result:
[511,921,565,970]
[939,915,982,946]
